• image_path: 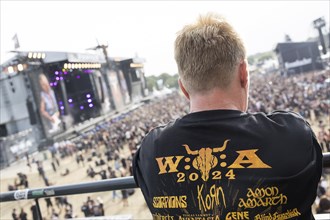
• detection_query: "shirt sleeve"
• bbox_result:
[132,147,141,187]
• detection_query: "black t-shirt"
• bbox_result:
[133,110,323,220]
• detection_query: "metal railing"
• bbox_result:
[1,152,330,219]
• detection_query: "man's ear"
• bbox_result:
[239,60,248,89]
[178,78,190,100]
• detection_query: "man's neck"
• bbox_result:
[189,88,245,113]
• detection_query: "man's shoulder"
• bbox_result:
[266,110,309,127]
[263,111,313,141]
[267,110,306,120]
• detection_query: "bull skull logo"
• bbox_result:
[183,139,230,181]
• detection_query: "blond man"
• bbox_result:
[133,13,322,219]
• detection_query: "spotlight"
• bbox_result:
[17,64,23,71]
[64,63,68,69]
[32,53,37,59]
[80,106,84,110]
[60,106,64,110]
[37,53,42,59]
[130,63,144,68]
[87,99,92,103]
[68,99,73,103]
[41,53,46,59]
[89,103,93,108]
[86,94,91,98]
[55,71,59,75]
[28,52,33,58]
[8,66,14,73]
[68,63,72,69]
[56,77,60,81]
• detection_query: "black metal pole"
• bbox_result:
[317,27,327,55]
[0,176,137,203]
[35,198,43,220]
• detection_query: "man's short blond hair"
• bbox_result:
[175,13,246,94]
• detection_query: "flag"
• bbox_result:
[12,33,20,49]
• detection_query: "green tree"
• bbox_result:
[146,75,157,92]
[146,73,179,92]
[158,73,172,83]
[165,74,179,89]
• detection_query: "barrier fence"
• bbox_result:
[1,152,330,219]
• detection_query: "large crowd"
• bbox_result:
[8,69,330,219]
[249,70,329,151]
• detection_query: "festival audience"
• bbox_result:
[9,69,330,219]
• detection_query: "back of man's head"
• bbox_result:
[174,13,246,95]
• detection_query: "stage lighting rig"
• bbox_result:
[313,17,327,55]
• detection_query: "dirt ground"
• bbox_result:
[0,143,152,220]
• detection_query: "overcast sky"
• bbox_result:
[1,1,329,76]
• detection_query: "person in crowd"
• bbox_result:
[120,170,129,207]
[81,202,90,217]
[19,208,28,220]
[25,152,32,171]
[92,200,103,216]
[64,206,73,219]
[317,186,330,213]
[55,196,65,210]
[61,196,72,209]
[15,172,28,189]
[317,198,330,214]
[87,199,95,216]
[30,204,38,220]
[39,73,61,134]
[51,161,57,172]
[60,168,70,176]
[109,169,120,201]
[11,208,18,220]
[96,197,105,216]
[36,160,46,180]
[87,165,96,178]
[43,176,50,186]
[8,183,17,191]
[50,208,59,220]
[98,168,107,180]
[45,198,53,214]
[133,13,323,218]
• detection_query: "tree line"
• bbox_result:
[146,73,179,92]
